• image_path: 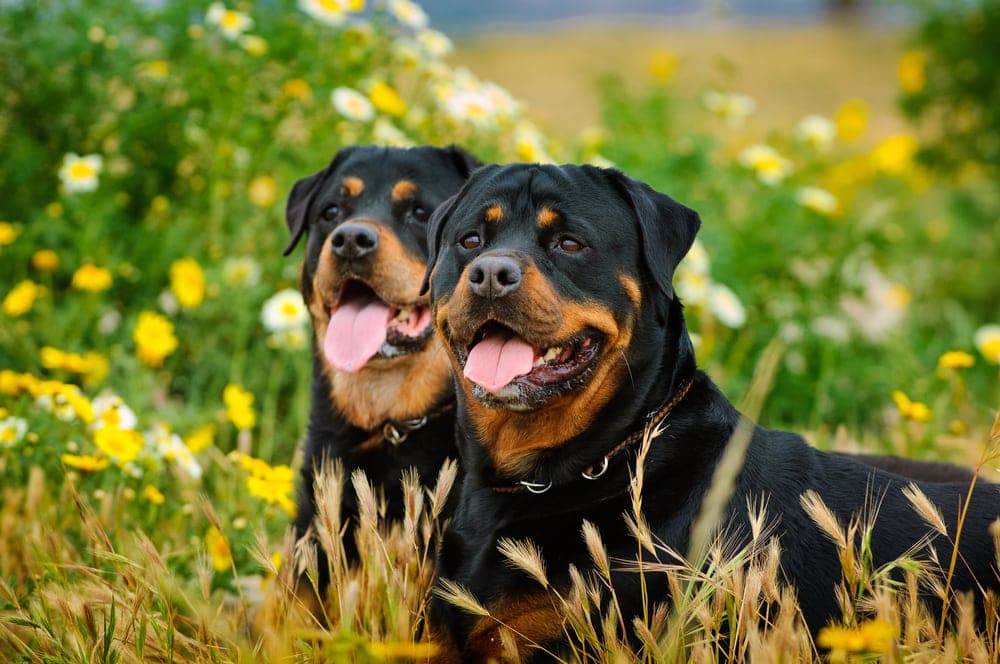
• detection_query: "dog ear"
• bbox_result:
[282,148,352,256]
[444,144,481,178]
[419,190,463,296]
[605,169,700,300]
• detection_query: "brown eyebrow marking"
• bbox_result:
[391,179,417,202]
[537,207,559,227]
[485,204,503,223]
[342,176,364,197]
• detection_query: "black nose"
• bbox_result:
[468,255,522,299]
[331,223,378,260]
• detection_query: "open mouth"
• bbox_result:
[458,321,603,407]
[323,280,433,373]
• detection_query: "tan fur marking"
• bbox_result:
[442,261,638,473]
[537,207,558,227]
[485,204,503,223]
[465,592,564,661]
[391,179,417,202]
[619,274,642,311]
[309,224,452,430]
[342,176,364,197]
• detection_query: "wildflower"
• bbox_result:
[71,263,113,292]
[46,202,64,218]
[61,454,110,472]
[239,34,268,56]
[184,423,216,454]
[91,392,138,431]
[133,311,179,367]
[869,134,919,176]
[170,258,206,309]
[702,90,756,127]
[0,221,18,247]
[223,384,256,430]
[834,98,868,142]
[372,117,413,147]
[675,269,709,305]
[206,3,253,41]
[138,59,170,80]
[331,86,375,122]
[738,144,793,186]
[31,249,60,272]
[796,186,840,216]
[261,288,309,332]
[0,416,28,447]
[3,280,40,316]
[248,175,278,207]
[223,256,261,286]
[794,114,836,151]
[515,123,553,163]
[268,327,308,350]
[648,49,679,83]
[974,325,1000,364]
[441,88,497,127]
[58,153,103,193]
[368,80,407,117]
[282,78,312,102]
[205,527,233,572]
[937,350,975,371]
[148,422,203,479]
[245,460,297,514]
[707,284,746,328]
[94,426,145,465]
[298,0,357,26]
[891,390,931,422]
[388,0,428,29]
[143,485,166,505]
[817,619,897,656]
[898,49,927,94]
[416,29,452,58]
[40,347,109,386]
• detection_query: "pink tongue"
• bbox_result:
[464,332,536,393]
[324,299,393,373]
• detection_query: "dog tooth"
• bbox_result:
[542,346,561,362]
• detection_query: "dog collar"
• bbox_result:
[368,401,455,448]
[490,376,695,495]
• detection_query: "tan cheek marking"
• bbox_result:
[391,179,417,202]
[466,593,564,660]
[619,274,642,311]
[485,204,503,223]
[342,176,364,197]
[537,207,558,227]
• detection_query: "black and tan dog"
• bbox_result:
[421,163,999,661]
[281,144,478,607]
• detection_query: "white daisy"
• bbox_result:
[298,0,348,26]
[416,29,452,58]
[372,117,414,147]
[794,114,836,151]
[707,284,747,329]
[702,91,756,127]
[261,288,309,332]
[206,3,253,41]
[796,186,840,216]
[331,86,375,122]
[388,0,428,29]
[223,256,261,287]
[738,144,793,186]
[58,153,103,193]
[91,392,138,431]
[0,416,28,448]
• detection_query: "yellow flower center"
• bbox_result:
[68,161,96,180]
[220,10,241,29]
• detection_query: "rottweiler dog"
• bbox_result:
[421,163,999,661]
[282,145,478,599]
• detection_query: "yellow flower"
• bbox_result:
[282,78,312,101]
[46,202,64,218]
[648,49,678,83]
[184,423,216,454]
[133,311,179,367]
[974,325,1000,364]
[205,527,233,572]
[94,426,144,464]
[170,257,206,309]
[31,249,60,272]
[937,350,975,371]
[834,98,869,142]
[143,485,166,505]
[3,280,41,316]
[891,390,932,423]
[0,221,18,247]
[817,619,897,655]
[61,454,111,472]
[223,384,256,430]
[248,175,278,207]
[369,80,407,117]
[245,461,297,514]
[898,49,927,94]
[138,59,170,80]
[239,34,267,56]
[869,134,919,176]
[72,263,113,292]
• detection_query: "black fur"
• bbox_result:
[424,163,999,660]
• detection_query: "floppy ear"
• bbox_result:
[282,148,352,256]
[419,190,463,296]
[606,169,700,300]
[444,144,481,178]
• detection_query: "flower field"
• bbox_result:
[1,0,999,661]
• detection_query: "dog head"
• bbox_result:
[286,144,479,429]
[423,163,699,470]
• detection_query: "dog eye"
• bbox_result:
[459,232,482,250]
[412,205,430,223]
[555,236,584,253]
[320,204,340,221]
